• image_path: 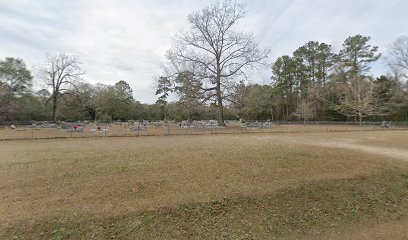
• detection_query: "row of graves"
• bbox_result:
[127,120,150,132]
[180,120,221,129]
[60,121,128,134]
[61,121,108,133]
[57,119,273,134]
[6,121,83,131]
[30,121,58,129]
[241,121,273,129]
[98,120,171,134]
[8,121,59,130]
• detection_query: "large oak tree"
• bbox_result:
[166,0,268,126]
[37,53,84,122]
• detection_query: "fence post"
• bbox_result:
[31,127,34,139]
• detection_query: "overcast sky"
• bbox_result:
[0,0,406,103]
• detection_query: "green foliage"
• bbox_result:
[175,71,203,121]
[0,57,33,121]
[293,41,334,89]
[271,55,298,120]
[155,76,172,105]
[0,57,32,96]
[95,81,134,121]
[270,42,334,121]
[332,35,380,122]
[377,76,408,121]
[230,83,272,120]
[269,35,388,122]
[115,80,134,102]
[338,34,381,76]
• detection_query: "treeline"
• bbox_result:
[1,1,407,123]
[229,35,408,122]
[157,34,408,123]
[156,1,408,124]
[0,56,227,122]
[1,35,408,123]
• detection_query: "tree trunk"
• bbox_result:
[216,76,225,126]
[90,110,96,121]
[186,101,192,123]
[270,108,273,121]
[164,104,167,123]
[359,113,363,126]
[187,107,192,123]
[52,95,58,123]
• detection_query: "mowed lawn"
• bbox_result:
[1,131,408,239]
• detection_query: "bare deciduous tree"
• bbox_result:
[295,99,314,125]
[167,0,269,126]
[387,35,408,80]
[332,63,376,123]
[331,35,380,124]
[37,53,84,122]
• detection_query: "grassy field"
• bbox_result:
[1,131,407,239]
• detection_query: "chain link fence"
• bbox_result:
[0,120,407,141]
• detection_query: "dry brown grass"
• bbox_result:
[1,131,407,239]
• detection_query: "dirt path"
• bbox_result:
[253,133,408,239]
[252,135,408,161]
[288,217,408,240]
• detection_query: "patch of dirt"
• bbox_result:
[252,134,408,161]
[288,217,408,240]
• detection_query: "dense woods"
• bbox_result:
[1,1,407,124]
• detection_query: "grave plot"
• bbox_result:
[90,125,109,133]
[61,122,85,132]
[131,124,148,132]
[242,121,273,129]
[192,121,206,128]
[180,120,191,128]
[205,120,219,128]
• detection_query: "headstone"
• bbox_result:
[263,121,273,129]
[61,123,73,130]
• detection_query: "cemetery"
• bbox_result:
[1,0,408,238]
[1,120,408,140]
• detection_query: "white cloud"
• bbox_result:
[0,0,406,102]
